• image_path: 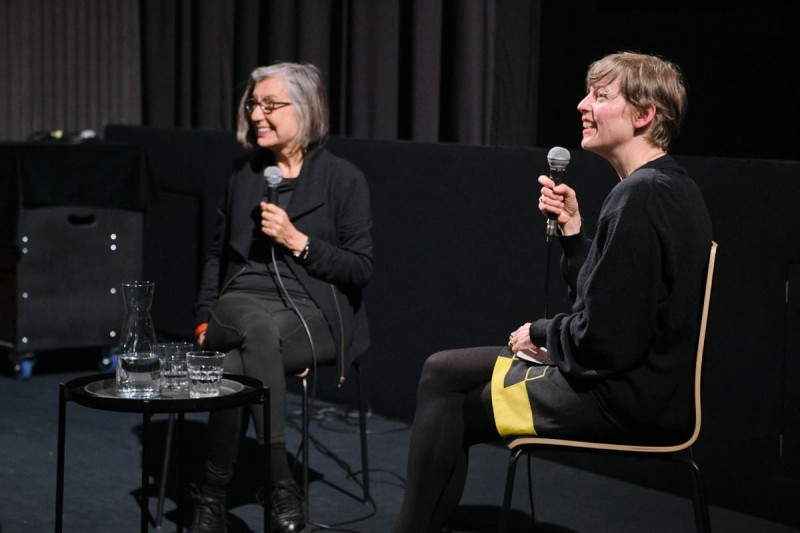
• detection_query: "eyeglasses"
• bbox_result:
[244,98,292,115]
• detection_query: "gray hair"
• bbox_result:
[236,62,329,151]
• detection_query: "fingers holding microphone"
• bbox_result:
[537,175,582,237]
[260,202,309,254]
[260,202,295,240]
[538,175,561,213]
[260,202,287,237]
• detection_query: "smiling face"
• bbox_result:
[576,75,638,159]
[248,76,300,154]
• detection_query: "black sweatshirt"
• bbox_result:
[529,155,713,435]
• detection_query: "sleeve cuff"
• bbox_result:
[528,318,550,345]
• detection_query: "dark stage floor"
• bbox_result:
[1,351,798,532]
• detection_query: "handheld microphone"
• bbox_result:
[264,166,282,204]
[545,146,571,242]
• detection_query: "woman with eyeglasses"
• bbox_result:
[190,62,373,533]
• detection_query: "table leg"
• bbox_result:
[142,402,151,532]
[177,411,185,533]
[55,383,66,533]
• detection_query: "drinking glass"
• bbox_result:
[155,342,193,391]
[187,351,225,398]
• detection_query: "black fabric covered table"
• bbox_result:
[0,142,152,235]
[55,373,269,532]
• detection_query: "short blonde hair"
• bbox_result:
[236,62,329,151]
[587,52,687,151]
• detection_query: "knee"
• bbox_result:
[212,297,264,331]
[223,350,244,374]
[207,296,270,351]
[418,350,457,393]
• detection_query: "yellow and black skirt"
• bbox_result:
[490,347,554,437]
[490,346,625,440]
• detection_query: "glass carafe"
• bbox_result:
[119,280,157,353]
[116,280,160,398]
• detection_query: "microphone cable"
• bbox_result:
[263,168,382,528]
[543,233,555,319]
[271,244,385,531]
[263,170,378,527]
[269,244,319,471]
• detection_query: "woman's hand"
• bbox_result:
[537,175,582,237]
[260,202,309,255]
[508,322,551,364]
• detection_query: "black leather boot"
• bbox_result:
[269,480,307,532]
[188,492,227,533]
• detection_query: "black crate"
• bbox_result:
[2,205,143,353]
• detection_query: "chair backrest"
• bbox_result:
[682,240,717,449]
[508,240,718,453]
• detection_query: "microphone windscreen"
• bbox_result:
[264,166,282,187]
[547,146,571,170]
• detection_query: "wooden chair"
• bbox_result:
[500,241,717,533]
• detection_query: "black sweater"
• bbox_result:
[530,155,713,435]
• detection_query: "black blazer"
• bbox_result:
[194,146,374,382]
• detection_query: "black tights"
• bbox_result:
[392,346,502,533]
[392,345,634,532]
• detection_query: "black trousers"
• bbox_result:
[202,291,336,483]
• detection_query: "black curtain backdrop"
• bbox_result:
[139,0,540,146]
[1,2,798,159]
[0,0,142,141]
[536,1,800,162]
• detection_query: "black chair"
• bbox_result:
[294,360,371,517]
[155,361,371,528]
[500,241,717,533]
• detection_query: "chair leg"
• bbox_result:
[525,451,536,527]
[300,374,310,515]
[681,451,712,533]
[500,447,526,533]
[156,413,175,528]
[353,362,371,503]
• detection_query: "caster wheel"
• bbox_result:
[13,357,35,381]
[98,348,119,373]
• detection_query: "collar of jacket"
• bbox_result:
[249,146,327,220]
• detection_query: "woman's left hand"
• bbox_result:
[260,202,309,254]
[508,322,551,363]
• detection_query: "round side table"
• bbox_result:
[55,373,270,532]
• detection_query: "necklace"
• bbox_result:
[621,149,666,179]
[640,149,666,168]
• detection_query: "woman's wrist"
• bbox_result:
[560,216,582,237]
[292,236,310,261]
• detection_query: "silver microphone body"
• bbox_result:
[264,166,283,204]
[545,146,571,242]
